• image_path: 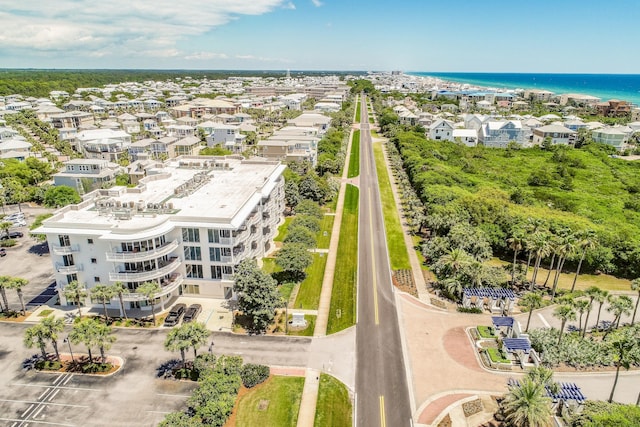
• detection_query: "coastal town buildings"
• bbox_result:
[36,156,285,315]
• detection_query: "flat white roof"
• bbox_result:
[38,157,285,235]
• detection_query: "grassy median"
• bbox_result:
[236,376,304,427]
[327,184,359,334]
[347,130,360,178]
[294,253,328,310]
[373,141,411,270]
[314,374,352,427]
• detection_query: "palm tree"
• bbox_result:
[184,322,210,359]
[63,281,88,319]
[630,278,640,326]
[0,275,11,312]
[24,323,49,359]
[69,318,98,363]
[440,278,463,301]
[582,286,601,338]
[606,328,640,403]
[520,292,544,332]
[529,232,552,291]
[503,377,553,427]
[93,322,116,362]
[438,248,472,278]
[570,230,597,292]
[593,289,610,331]
[40,316,65,361]
[165,325,192,367]
[604,295,633,338]
[507,231,525,285]
[111,282,130,320]
[90,284,115,322]
[8,277,29,315]
[553,304,576,346]
[572,299,590,333]
[550,232,576,300]
[0,221,12,239]
[137,281,162,326]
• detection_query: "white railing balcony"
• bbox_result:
[221,255,232,263]
[52,244,80,255]
[106,240,179,262]
[222,274,234,281]
[55,263,83,274]
[109,258,181,282]
[122,274,184,301]
[219,237,232,245]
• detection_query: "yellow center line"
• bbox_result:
[379,395,386,427]
[369,188,379,325]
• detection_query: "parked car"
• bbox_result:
[11,220,26,227]
[0,248,6,257]
[163,303,186,326]
[0,232,24,240]
[183,304,202,323]
[5,213,24,221]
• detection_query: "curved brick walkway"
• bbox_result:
[417,393,472,425]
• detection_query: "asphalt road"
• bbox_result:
[355,96,412,427]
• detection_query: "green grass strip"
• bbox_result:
[347,130,360,178]
[355,100,361,122]
[236,376,304,427]
[372,141,411,270]
[294,252,328,309]
[327,184,358,334]
[274,217,293,242]
[314,373,353,427]
[316,214,335,249]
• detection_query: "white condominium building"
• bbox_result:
[36,155,285,316]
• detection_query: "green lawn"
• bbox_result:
[279,282,295,302]
[294,252,328,309]
[347,130,360,178]
[373,141,411,270]
[287,314,316,337]
[327,184,359,334]
[274,217,293,242]
[487,348,510,364]
[355,101,361,123]
[236,376,305,427]
[316,214,335,249]
[262,258,279,274]
[314,374,352,427]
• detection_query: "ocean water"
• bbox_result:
[410,72,640,106]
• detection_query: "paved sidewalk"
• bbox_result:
[296,368,321,427]
[313,123,356,337]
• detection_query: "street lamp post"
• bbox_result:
[63,336,75,363]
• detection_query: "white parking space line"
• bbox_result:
[9,384,100,392]
[21,404,35,418]
[0,399,89,408]
[47,389,61,402]
[538,313,551,328]
[0,418,75,427]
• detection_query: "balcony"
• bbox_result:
[109,257,181,282]
[55,263,83,274]
[52,244,80,255]
[222,273,234,281]
[221,255,232,263]
[106,240,179,262]
[122,273,184,301]
[233,244,245,257]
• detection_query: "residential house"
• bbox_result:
[77,129,132,162]
[591,126,633,150]
[53,159,121,194]
[479,120,525,148]
[202,123,246,154]
[532,124,576,146]
[452,129,478,147]
[428,119,455,141]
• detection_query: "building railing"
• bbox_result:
[106,239,179,262]
[121,274,184,301]
[109,258,181,282]
[55,263,83,274]
[52,244,80,255]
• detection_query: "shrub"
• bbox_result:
[477,326,495,338]
[487,348,510,364]
[81,362,112,373]
[36,360,62,371]
[457,307,483,314]
[240,364,270,388]
[193,353,217,375]
[0,239,16,247]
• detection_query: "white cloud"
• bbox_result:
[184,52,229,60]
[0,1,286,58]
[311,0,323,7]
[284,2,296,9]
[235,54,291,63]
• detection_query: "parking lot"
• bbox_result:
[0,206,57,311]
[0,323,197,427]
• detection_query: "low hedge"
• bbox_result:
[240,363,270,388]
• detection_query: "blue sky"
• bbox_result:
[1,0,639,72]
